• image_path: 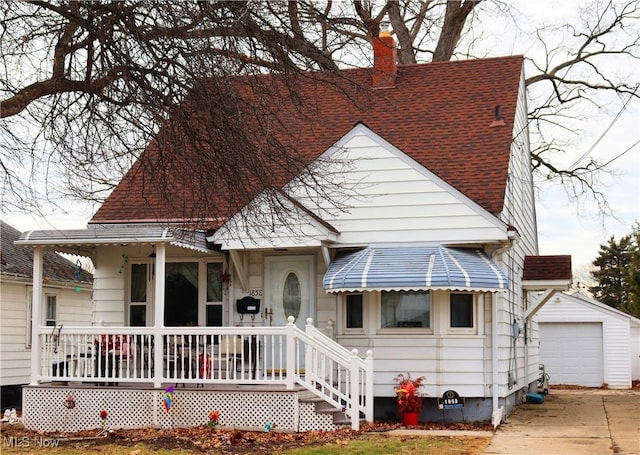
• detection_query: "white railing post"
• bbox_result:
[304,318,315,386]
[349,348,360,431]
[285,316,296,390]
[365,349,374,423]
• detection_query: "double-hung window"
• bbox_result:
[45,294,57,327]
[129,263,149,326]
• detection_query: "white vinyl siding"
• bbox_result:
[0,280,92,386]
[492,71,539,393]
[217,125,510,250]
[303,129,509,246]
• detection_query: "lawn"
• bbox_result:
[1,423,491,454]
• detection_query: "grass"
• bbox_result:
[284,434,490,454]
[0,430,491,455]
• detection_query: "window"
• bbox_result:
[381,291,430,328]
[206,262,224,344]
[346,294,363,329]
[129,263,148,326]
[206,262,223,302]
[450,293,474,328]
[45,295,57,326]
[283,272,301,320]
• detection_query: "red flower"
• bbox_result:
[99,410,108,420]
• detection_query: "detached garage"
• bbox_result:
[537,292,640,389]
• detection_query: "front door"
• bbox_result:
[264,255,315,329]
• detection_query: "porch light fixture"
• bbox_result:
[149,246,155,278]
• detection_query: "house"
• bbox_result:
[0,221,93,409]
[15,28,572,432]
[537,291,640,389]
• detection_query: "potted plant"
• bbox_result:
[394,372,426,426]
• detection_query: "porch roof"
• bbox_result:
[323,246,508,293]
[15,224,220,256]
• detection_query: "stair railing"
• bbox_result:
[287,317,373,430]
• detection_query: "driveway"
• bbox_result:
[483,389,640,455]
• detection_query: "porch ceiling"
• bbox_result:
[323,246,509,293]
[15,224,221,256]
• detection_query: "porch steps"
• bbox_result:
[297,390,363,427]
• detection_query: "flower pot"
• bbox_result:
[401,412,419,426]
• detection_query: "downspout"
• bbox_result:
[29,246,43,385]
[491,292,501,426]
[489,233,517,426]
[321,245,331,269]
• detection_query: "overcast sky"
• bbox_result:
[2,1,639,279]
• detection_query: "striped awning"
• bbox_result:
[323,246,508,293]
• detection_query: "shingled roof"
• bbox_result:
[91,55,524,227]
[1,221,93,283]
[523,255,573,282]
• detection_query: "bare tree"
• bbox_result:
[1,0,638,222]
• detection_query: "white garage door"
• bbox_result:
[539,322,604,387]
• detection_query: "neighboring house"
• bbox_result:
[0,221,93,409]
[538,292,640,389]
[15,29,571,433]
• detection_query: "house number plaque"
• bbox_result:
[438,390,465,409]
[249,288,263,297]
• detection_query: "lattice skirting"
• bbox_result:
[22,385,337,433]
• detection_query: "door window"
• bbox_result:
[283,272,301,320]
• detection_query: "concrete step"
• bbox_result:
[298,391,364,426]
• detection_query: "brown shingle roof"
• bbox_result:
[1,221,93,283]
[523,255,572,281]
[91,56,523,226]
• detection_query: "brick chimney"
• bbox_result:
[372,22,397,89]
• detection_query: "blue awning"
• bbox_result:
[323,246,508,293]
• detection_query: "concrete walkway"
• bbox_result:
[483,389,640,455]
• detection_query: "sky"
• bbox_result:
[2,1,639,281]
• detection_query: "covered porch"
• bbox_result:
[24,319,373,432]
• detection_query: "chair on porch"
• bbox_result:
[219,336,243,378]
[165,335,197,386]
[95,334,131,386]
[218,335,259,379]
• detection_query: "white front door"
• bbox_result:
[264,255,315,329]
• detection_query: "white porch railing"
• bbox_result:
[36,317,373,430]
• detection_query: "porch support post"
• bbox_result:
[153,243,166,388]
[29,246,44,385]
